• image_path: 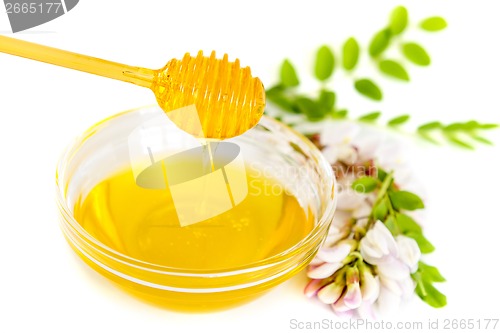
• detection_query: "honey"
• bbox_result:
[73,164,314,270]
[57,108,335,311]
[155,51,266,139]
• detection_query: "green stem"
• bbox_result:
[375,170,394,204]
[384,192,402,234]
[385,194,395,216]
[348,251,364,262]
[363,171,394,231]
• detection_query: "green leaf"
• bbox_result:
[333,109,348,119]
[266,86,299,114]
[314,45,335,81]
[402,43,431,66]
[280,59,300,87]
[406,231,435,253]
[266,85,284,96]
[389,6,408,35]
[420,17,448,32]
[389,191,425,210]
[318,89,336,111]
[358,111,381,122]
[444,133,475,150]
[444,122,469,131]
[417,122,442,143]
[471,135,493,145]
[369,29,392,58]
[418,121,442,131]
[342,37,359,71]
[379,60,410,81]
[419,262,446,283]
[388,114,411,126]
[384,215,399,235]
[463,120,480,130]
[354,79,383,101]
[377,168,388,182]
[396,213,422,233]
[415,280,447,308]
[443,129,474,150]
[374,202,388,220]
[267,95,297,114]
[295,96,324,121]
[352,176,379,193]
[418,131,440,144]
[480,123,499,129]
[478,123,499,129]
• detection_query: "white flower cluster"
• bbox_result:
[304,121,422,318]
[306,221,420,317]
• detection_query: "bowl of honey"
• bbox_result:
[56,105,337,311]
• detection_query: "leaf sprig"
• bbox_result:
[265,6,497,149]
[352,168,447,308]
[417,121,498,149]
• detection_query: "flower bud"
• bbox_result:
[317,281,345,304]
[346,266,360,284]
[360,221,398,265]
[331,295,351,313]
[344,266,362,309]
[307,262,343,279]
[316,242,352,263]
[396,235,420,273]
[304,279,326,298]
[359,267,380,304]
[343,282,362,309]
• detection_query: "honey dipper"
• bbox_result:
[0,36,265,139]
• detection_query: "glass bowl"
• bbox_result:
[56,105,337,311]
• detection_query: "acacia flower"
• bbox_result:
[332,296,355,316]
[304,279,327,298]
[317,280,345,304]
[359,221,398,265]
[307,262,344,279]
[302,119,440,316]
[396,235,420,273]
[342,266,363,309]
[377,256,410,280]
[359,264,380,304]
[316,240,356,263]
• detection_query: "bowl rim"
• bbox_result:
[56,105,337,277]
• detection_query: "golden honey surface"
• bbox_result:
[73,165,313,270]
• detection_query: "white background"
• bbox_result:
[1,1,500,332]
